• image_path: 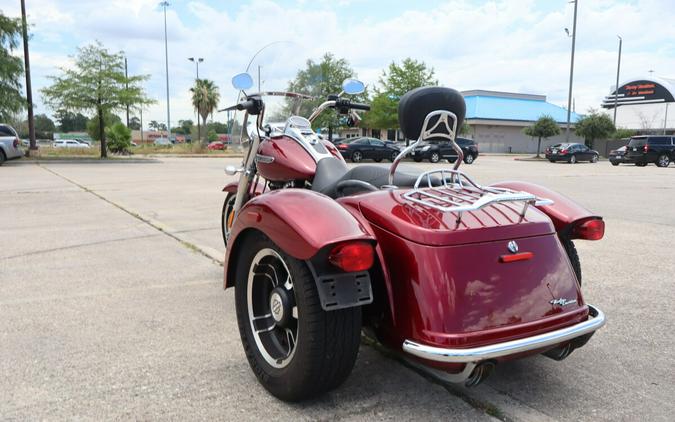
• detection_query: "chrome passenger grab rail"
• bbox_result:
[401,169,553,223]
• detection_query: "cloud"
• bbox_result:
[1,0,673,128]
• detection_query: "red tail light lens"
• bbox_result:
[328,241,374,272]
[337,144,348,149]
[643,144,649,152]
[13,138,19,148]
[573,218,605,240]
[561,149,568,154]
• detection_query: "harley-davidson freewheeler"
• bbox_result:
[220,72,606,401]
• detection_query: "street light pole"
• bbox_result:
[188,57,204,142]
[20,0,36,154]
[124,57,130,127]
[160,1,171,139]
[565,0,578,142]
[613,36,622,126]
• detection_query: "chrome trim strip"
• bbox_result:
[402,304,605,363]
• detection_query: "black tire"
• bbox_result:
[0,149,6,166]
[221,193,236,246]
[463,154,475,164]
[351,151,362,163]
[234,233,361,401]
[591,155,598,163]
[549,159,555,163]
[569,155,577,164]
[611,161,619,166]
[656,154,670,168]
[429,152,440,163]
[390,151,399,162]
[373,157,382,163]
[413,157,422,163]
[561,237,582,286]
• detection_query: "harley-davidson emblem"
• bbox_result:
[507,240,519,254]
[549,298,578,307]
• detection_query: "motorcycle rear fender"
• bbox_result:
[490,181,602,239]
[224,189,375,289]
[222,180,266,195]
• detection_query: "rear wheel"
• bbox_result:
[591,155,598,163]
[569,155,577,164]
[390,151,399,162]
[611,161,619,166]
[657,154,670,167]
[429,152,440,163]
[561,237,582,286]
[351,151,362,163]
[234,233,361,401]
[464,154,475,164]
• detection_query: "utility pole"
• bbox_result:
[124,57,130,127]
[613,36,622,126]
[20,0,36,154]
[565,0,578,142]
[160,1,171,140]
[258,65,261,92]
[188,57,203,143]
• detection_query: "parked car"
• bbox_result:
[0,124,23,165]
[608,145,631,166]
[410,137,479,164]
[336,137,401,162]
[52,139,91,149]
[208,141,226,150]
[624,135,674,167]
[545,143,598,163]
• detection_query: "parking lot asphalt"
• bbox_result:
[1,155,673,421]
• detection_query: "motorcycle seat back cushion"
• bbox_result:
[398,86,466,142]
[311,157,424,199]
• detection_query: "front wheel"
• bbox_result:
[611,161,619,166]
[390,151,399,162]
[657,154,670,167]
[413,157,422,163]
[351,151,362,163]
[464,154,475,164]
[591,155,598,163]
[569,155,577,164]
[429,152,440,163]
[234,233,361,401]
[221,193,236,246]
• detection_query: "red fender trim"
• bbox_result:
[224,189,374,288]
[490,181,603,239]
[222,180,266,195]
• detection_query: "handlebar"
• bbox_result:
[349,102,371,111]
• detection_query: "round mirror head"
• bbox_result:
[342,78,365,95]
[232,73,254,90]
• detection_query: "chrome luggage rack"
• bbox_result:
[402,169,553,224]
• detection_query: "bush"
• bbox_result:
[106,123,132,154]
[207,129,218,143]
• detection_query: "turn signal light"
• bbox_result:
[573,218,605,240]
[328,242,374,272]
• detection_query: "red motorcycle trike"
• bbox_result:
[220,72,606,401]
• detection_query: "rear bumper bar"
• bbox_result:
[402,304,605,364]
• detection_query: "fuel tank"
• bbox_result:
[345,189,588,355]
[256,135,317,182]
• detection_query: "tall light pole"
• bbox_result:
[613,36,622,126]
[160,1,171,139]
[565,0,578,142]
[188,57,204,142]
[20,0,36,154]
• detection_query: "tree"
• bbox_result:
[611,128,635,140]
[105,122,132,154]
[190,79,220,144]
[206,121,227,133]
[86,111,121,141]
[34,114,55,139]
[149,120,160,131]
[460,121,471,136]
[364,58,437,133]
[55,110,89,132]
[523,115,561,157]
[285,53,366,131]
[41,42,152,158]
[207,129,218,143]
[128,116,141,130]
[179,119,193,134]
[575,109,615,148]
[0,13,24,120]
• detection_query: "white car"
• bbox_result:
[0,124,23,165]
[53,139,91,149]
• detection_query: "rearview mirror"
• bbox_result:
[342,78,365,95]
[232,73,254,90]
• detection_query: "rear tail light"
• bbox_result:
[13,138,19,148]
[572,218,605,240]
[643,144,649,152]
[561,149,568,154]
[337,144,348,149]
[328,241,374,272]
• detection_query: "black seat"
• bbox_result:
[312,157,423,198]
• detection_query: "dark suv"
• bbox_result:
[625,135,674,167]
[411,137,479,164]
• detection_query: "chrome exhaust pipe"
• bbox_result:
[464,361,496,388]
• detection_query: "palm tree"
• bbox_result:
[190,79,220,143]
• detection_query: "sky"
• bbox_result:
[1,0,674,129]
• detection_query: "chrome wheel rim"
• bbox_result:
[431,153,439,162]
[659,155,669,166]
[247,248,298,368]
[353,151,362,162]
[465,154,474,163]
[570,156,576,164]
